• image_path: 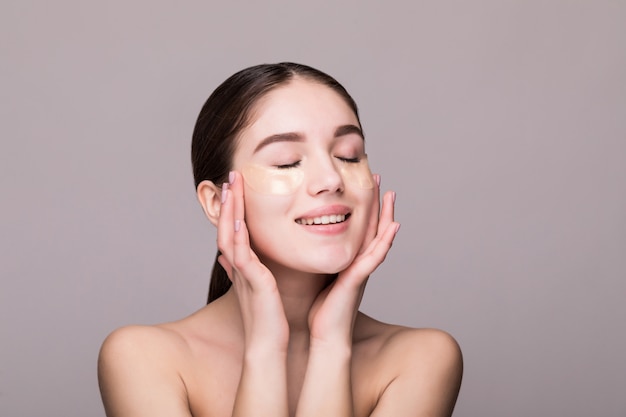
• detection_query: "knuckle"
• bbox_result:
[233,257,247,270]
[216,240,228,253]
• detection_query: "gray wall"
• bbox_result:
[2,1,625,416]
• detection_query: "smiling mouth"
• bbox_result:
[295,213,351,225]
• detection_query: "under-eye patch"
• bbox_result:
[241,157,375,195]
[242,164,305,195]
[338,157,375,189]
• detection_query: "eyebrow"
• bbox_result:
[334,124,364,139]
[253,124,364,154]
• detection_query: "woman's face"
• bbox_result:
[232,78,375,275]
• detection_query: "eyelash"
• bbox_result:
[338,156,360,163]
[276,161,301,169]
[275,157,360,170]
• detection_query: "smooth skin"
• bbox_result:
[98,79,463,417]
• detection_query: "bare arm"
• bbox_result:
[218,172,290,417]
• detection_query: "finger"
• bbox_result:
[229,171,254,271]
[230,171,246,226]
[213,172,275,296]
[232,219,271,290]
[357,190,395,259]
[216,178,234,261]
[341,188,397,289]
[376,190,396,238]
[348,220,400,280]
[217,170,245,265]
[359,174,381,254]
[228,174,274,289]
[233,218,253,270]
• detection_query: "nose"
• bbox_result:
[306,155,344,195]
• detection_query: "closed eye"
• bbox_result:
[336,156,360,163]
[275,161,301,169]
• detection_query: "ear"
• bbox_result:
[196,180,222,226]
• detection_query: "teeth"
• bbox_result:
[296,214,346,225]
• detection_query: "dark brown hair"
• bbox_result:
[191,62,362,303]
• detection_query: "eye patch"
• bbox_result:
[241,157,375,195]
[241,164,305,195]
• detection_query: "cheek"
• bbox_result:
[242,188,292,236]
[348,187,376,239]
[242,189,269,227]
[338,159,375,189]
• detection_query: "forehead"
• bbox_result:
[234,79,360,162]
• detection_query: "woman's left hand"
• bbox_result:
[307,175,400,346]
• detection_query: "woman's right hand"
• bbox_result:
[216,171,289,353]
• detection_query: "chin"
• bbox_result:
[259,252,355,276]
[303,254,356,275]
[253,239,361,275]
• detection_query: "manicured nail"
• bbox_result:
[392,191,396,203]
[234,220,241,232]
[374,174,381,187]
[395,223,401,233]
[221,184,228,204]
[228,171,235,184]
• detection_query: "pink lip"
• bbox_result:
[295,205,351,220]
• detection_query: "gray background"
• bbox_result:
[2,1,625,416]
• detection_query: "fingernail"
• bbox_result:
[234,220,241,232]
[395,223,401,233]
[392,191,396,203]
[221,184,228,204]
[228,171,235,184]
[375,174,381,187]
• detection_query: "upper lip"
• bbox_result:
[295,205,351,220]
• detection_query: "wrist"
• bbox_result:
[243,317,290,354]
[309,339,353,359]
[244,342,289,362]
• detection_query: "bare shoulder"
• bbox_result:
[98,325,193,417]
[386,326,462,371]
[354,315,463,417]
[98,324,190,369]
[356,313,462,366]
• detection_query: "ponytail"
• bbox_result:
[207,251,232,303]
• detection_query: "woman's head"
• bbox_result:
[191,63,367,303]
[192,62,361,189]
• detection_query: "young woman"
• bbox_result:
[98,62,463,417]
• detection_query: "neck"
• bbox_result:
[218,264,334,344]
[272,266,334,337]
